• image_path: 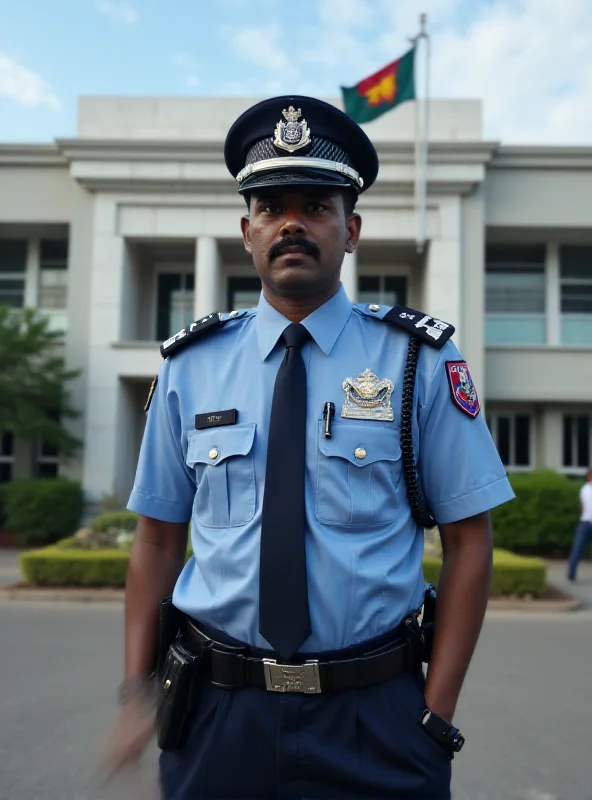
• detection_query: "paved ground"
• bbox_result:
[0,598,591,800]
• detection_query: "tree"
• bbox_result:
[0,305,81,458]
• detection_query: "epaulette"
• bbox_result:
[160,309,248,358]
[381,305,455,350]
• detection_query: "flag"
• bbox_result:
[341,48,416,124]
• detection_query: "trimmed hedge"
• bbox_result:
[423,549,547,597]
[2,478,83,546]
[90,510,139,533]
[491,470,584,557]
[21,545,546,595]
[21,548,128,586]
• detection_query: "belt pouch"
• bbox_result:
[157,640,201,751]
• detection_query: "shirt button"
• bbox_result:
[354,447,367,460]
[209,448,219,460]
[368,304,380,312]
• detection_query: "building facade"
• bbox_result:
[1,96,591,510]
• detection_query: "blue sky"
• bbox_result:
[1,0,591,144]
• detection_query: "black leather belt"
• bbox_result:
[180,617,420,694]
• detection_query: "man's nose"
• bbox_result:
[280,210,307,238]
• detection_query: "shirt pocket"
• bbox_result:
[315,420,401,527]
[186,423,256,528]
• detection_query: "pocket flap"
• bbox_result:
[187,423,256,467]
[318,420,401,467]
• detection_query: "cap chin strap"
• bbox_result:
[236,157,363,189]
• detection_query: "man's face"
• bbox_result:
[240,187,361,300]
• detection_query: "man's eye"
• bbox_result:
[309,202,327,212]
[262,204,281,213]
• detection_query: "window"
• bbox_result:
[227,277,261,311]
[36,437,59,478]
[0,432,14,484]
[156,273,195,340]
[485,245,546,345]
[358,275,407,307]
[486,413,531,469]
[563,415,591,470]
[560,246,592,345]
[39,240,68,332]
[0,240,27,308]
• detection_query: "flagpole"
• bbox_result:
[412,13,430,254]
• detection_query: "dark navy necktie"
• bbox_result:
[259,322,312,659]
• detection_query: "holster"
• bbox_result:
[156,596,204,752]
[404,583,437,666]
[156,596,182,682]
[156,639,202,751]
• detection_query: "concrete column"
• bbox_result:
[546,242,560,346]
[461,187,486,398]
[24,237,39,308]
[542,407,563,470]
[341,251,357,302]
[195,236,220,317]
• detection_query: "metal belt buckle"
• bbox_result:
[262,659,322,693]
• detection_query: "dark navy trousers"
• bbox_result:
[159,668,452,799]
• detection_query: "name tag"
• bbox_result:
[195,409,238,429]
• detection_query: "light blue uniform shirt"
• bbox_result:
[128,285,514,652]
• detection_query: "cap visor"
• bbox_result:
[238,168,355,194]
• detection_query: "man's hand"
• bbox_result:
[103,696,157,778]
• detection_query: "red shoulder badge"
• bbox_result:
[446,361,480,418]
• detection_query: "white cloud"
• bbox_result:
[185,76,199,88]
[377,0,592,144]
[96,0,138,24]
[233,25,300,82]
[0,54,60,109]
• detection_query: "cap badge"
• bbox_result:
[341,368,394,421]
[273,106,312,153]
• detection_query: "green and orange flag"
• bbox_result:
[341,48,416,124]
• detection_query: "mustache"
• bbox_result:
[268,236,320,262]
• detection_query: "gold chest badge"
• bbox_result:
[341,368,394,421]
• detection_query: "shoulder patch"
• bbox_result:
[382,305,455,349]
[446,361,480,418]
[160,312,223,358]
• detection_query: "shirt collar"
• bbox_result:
[256,283,353,361]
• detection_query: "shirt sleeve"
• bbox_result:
[127,358,195,523]
[418,341,515,524]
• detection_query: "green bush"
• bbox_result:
[90,510,139,533]
[2,478,83,545]
[21,548,128,586]
[491,470,583,557]
[423,549,547,597]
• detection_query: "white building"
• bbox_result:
[1,96,591,510]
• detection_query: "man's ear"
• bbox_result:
[345,213,362,254]
[240,214,252,254]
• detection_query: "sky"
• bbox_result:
[1,0,592,145]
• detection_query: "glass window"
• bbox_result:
[0,431,14,484]
[0,240,27,308]
[486,413,531,469]
[485,245,546,345]
[563,414,591,469]
[156,273,195,340]
[358,275,407,307]
[36,431,59,479]
[560,247,592,345]
[39,240,68,332]
[227,277,261,311]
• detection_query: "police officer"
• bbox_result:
[106,96,514,799]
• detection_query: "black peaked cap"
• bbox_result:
[224,95,379,195]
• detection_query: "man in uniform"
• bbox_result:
[106,96,514,799]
